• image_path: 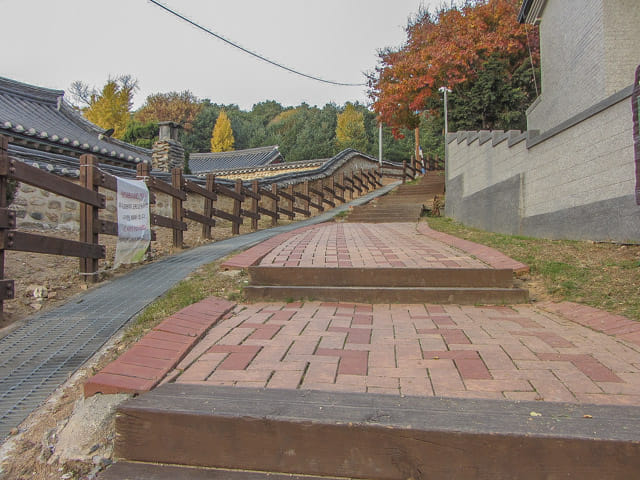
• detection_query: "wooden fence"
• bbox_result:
[0,134,402,319]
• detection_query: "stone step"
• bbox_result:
[99,462,345,480]
[244,285,529,304]
[114,384,640,480]
[249,267,515,288]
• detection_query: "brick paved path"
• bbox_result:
[259,223,489,269]
[174,301,640,406]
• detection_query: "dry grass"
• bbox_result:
[426,217,640,321]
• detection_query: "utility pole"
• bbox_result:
[378,123,383,166]
[439,86,452,136]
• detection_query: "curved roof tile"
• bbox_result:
[0,76,151,167]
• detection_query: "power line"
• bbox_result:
[148,0,366,87]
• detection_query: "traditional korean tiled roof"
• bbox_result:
[189,145,283,174]
[0,76,151,168]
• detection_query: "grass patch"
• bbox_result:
[426,217,640,321]
[122,259,247,343]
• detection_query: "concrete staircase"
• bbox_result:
[101,384,640,479]
[345,172,444,223]
[244,266,529,304]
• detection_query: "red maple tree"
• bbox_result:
[369,0,539,135]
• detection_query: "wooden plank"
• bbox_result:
[0,208,16,229]
[96,219,118,236]
[292,206,310,216]
[321,198,335,208]
[183,179,217,201]
[308,187,323,197]
[278,189,295,202]
[1,156,105,208]
[215,183,244,202]
[99,462,341,480]
[116,384,640,480]
[277,206,294,217]
[147,176,187,201]
[334,193,345,203]
[93,169,118,192]
[293,191,310,202]
[6,231,105,258]
[322,185,335,195]
[309,201,323,211]
[241,186,260,200]
[258,187,277,201]
[241,208,260,220]
[95,220,156,241]
[271,183,279,227]
[151,214,187,231]
[257,206,278,219]
[184,208,216,227]
[0,279,14,301]
[212,208,243,225]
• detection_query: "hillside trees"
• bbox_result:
[369,0,539,139]
[210,110,235,152]
[135,91,202,132]
[336,103,368,152]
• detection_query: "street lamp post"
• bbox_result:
[438,86,452,136]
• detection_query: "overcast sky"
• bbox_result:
[2,0,440,111]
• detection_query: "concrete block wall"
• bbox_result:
[446,91,640,243]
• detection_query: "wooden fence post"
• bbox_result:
[287,184,295,220]
[270,183,279,226]
[251,180,259,230]
[361,169,369,193]
[302,180,311,216]
[232,179,242,235]
[337,172,345,203]
[402,161,407,184]
[79,154,99,283]
[347,172,354,200]
[0,136,12,318]
[171,167,184,248]
[202,174,215,239]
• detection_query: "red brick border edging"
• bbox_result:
[417,223,529,274]
[538,301,640,348]
[221,224,323,270]
[84,297,236,398]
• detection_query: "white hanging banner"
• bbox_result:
[114,177,151,267]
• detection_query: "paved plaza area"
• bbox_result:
[258,223,489,269]
[171,300,640,406]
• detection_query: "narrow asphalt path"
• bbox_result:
[0,182,399,439]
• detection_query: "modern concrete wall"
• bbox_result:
[445,89,640,243]
[526,0,640,133]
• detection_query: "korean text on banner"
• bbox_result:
[114,177,151,267]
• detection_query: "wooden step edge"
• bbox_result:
[248,267,515,288]
[244,285,529,304]
[114,384,640,480]
[99,461,347,480]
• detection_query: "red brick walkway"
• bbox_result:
[171,301,640,406]
[259,223,489,269]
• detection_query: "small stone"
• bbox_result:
[30,302,43,311]
[33,285,48,298]
[9,427,18,435]
[80,284,88,290]
[48,291,58,299]
[88,443,100,454]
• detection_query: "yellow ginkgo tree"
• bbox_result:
[210,110,235,152]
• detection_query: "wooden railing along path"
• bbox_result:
[0,134,411,319]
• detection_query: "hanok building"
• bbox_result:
[0,76,152,229]
[189,146,326,181]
